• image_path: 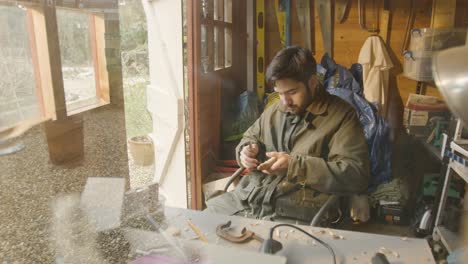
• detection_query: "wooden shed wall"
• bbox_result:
[263,0,468,132]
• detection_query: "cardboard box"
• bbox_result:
[403,94,451,139]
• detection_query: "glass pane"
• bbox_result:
[224,0,232,23]
[201,0,213,20]
[225,27,232,67]
[214,0,224,21]
[214,26,225,70]
[56,9,97,113]
[201,25,209,73]
[0,4,40,129]
[214,26,219,68]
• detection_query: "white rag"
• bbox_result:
[358,36,394,118]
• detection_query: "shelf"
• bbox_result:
[434,226,459,253]
[450,161,468,182]
[451,141,468,157]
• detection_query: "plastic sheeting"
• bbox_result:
[222,91,259,142]
[319,55,392,191]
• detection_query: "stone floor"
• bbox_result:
[127,147,154,190]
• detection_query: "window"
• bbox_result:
[57,9,109,115]
[200,0,232,73]
[0,4,40,129]
[0,4,110,129]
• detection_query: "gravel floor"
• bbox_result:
[128,147,154,190]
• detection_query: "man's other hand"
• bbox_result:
[240,144,259,169]
[258,152,290,174]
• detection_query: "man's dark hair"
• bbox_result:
[265,46,317,87]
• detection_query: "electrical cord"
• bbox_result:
[268,223,336,264]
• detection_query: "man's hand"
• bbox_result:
[239,144,259,169]
[258,151,290,174]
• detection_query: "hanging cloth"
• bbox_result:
[358,36,393,118]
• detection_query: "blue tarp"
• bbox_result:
[319,54,392,191]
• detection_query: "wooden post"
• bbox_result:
[42,0,67,120]
[41,0,85,164]
[44,116,84,164]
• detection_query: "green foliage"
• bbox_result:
[120,1,152,139]
[124,79,152,139]
[56,10,92,67]
[119,1,149,77]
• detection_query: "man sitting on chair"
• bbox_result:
[206,46,370,223]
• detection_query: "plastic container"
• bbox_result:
[410,28,467,52]
[403,50,433,81]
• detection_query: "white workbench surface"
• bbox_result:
[153,207,435,264]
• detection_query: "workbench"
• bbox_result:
[125,207,436,264]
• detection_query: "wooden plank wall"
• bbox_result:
[264,0,468,132]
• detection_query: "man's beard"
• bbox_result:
[285,105,304,114]
[285,87,312,115]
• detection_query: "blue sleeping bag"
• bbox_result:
[319,54,392,191]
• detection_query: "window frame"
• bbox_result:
[1,2,111,124]
[200,0,232,73]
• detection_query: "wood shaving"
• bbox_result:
[250,221,261,226]
[167,226,181,236]
[313,229,326,235]
[378,247,390,254]
[328,230,340,239]
[275,229,281,238]
[392,251,400,258]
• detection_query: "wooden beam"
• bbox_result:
[26,9,46,117]
[90,14,110,103]
[42,0,67,120]
[187,0,203,210]
[431,0,457,29]
[28,8,57,120]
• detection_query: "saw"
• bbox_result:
[317,0,334,58]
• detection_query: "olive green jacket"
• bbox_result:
[236,94,370,195]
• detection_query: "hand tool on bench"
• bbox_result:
[216,220,264,243]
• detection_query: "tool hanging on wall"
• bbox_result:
[401,0,416,53]
[295,0,314,52]
[317,0,334,58]
[379,0,391,43]
[256,0,265,102]
[274,0,291,48]
[335,0,350,24]
[358,0,379,33]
